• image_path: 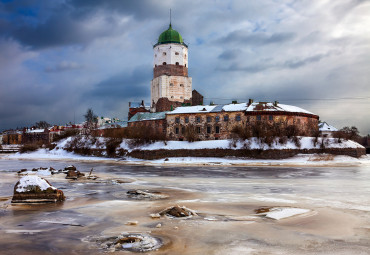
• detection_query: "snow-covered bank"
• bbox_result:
[1,136,367,167]
[2,151,369,167]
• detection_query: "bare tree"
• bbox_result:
[84,108,98,134]
[35,121,50,129]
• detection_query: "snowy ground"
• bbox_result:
[1,136,368,167]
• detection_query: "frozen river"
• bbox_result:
[0,158,370,254]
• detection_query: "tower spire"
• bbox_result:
[170,9,172,27]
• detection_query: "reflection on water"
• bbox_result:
[0,159,370,254]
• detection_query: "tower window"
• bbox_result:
[185,64,187,67]
[162,62,167,65]
[176,62,179,65]
[163,52,166,56]
[180,84,184,87]
[180,96,183,99]
[170,83,173,86]
[175,52,179,55]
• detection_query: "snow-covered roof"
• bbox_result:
[129,112,168,122]
[25,129,46,133]
[222,103,248,112]
[319,122,338,132]
[167,105,217,114]
[129,102,150,109]
[246,102,315,115]
[167,102,316,115]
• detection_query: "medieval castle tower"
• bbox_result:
[151,24,193,112]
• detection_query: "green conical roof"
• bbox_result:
[155,24,187,47]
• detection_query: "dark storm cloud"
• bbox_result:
[88,65,151,100]
[68,0,167,20]
[217,30,295,46]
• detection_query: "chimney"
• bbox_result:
[232,100,237,104]
[273,101,278,106]
[248,99,254,106]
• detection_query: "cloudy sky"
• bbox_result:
[1,0,369,134]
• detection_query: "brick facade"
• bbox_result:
[153,64,188,78]
[166,111,319,141]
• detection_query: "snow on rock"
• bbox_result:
[258,207,311,220]
[12,176,65,203]
[16,176,56,193]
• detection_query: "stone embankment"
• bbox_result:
[127,147,365,160]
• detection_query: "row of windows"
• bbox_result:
[174,126,221,135]
[175,115,239,123]
[155,52,187,58]
[174,115,287,123]
[160,62,186,67]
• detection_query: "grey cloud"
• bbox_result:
[217,31,295,46]
[45,61,84,73]
[218,49,240,60]
[88,65,151,100]
[283,53,331,69]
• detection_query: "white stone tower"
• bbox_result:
[151,24,192,112]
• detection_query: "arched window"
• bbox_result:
[163,62,167,65]
[176,62,179,65]
[175,52,179,55]
[185,64,187,67]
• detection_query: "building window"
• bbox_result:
[180,96,183,99]
[175,127,179,134]
[175,52,179,55]
[185,64,187,67]
[180,84,184,87]
[215,126,220,133]
[207,126,211,134]
[182,127,185,134]
[207,116,212,122]
[215,116,220,122]
[170,83,173,86]
[236,115,241,121]
[171,96,174,98]
[155,54,157,57]
[197,127,201,133]
[257,115,261,121]
[224,115,229,121]
[176,62,179,65]
[196,116,201,123]
[163,52,166,56]
[175,117,180,123]
[269,115,273,121]
[185,117,189,123]
[163,62,167,65]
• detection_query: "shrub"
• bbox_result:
[184,125,197,142]
[19,143,41,153]
[106,138,122,157]
[53,129,80,142]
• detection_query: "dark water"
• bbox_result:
[0,159,370,254]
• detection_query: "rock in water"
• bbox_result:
[159,205,196,218]
[11,176,65,203]
[66,169,85,180]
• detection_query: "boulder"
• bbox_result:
[64,165,77,171]
[11,176,65,203]
[66,169,85,180]
[159,205,196,218]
